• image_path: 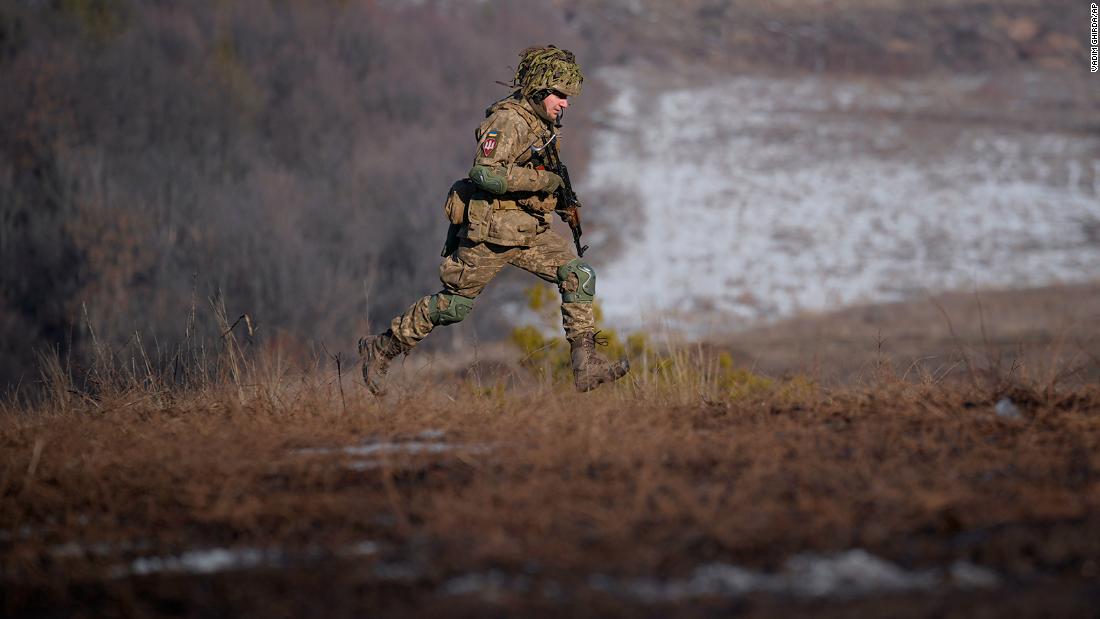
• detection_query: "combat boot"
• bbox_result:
[358,329,409,396]
[569,331,630,392]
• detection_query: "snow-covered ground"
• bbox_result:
[584,68,1100,334]
[442,549,998,602]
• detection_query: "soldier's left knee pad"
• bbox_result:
[428,292,475,326]
[557,258,596,304]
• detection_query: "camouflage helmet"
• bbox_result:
[511,45,583,98]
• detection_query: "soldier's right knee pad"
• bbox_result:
[557,258,596,304]
[428,292,475,326]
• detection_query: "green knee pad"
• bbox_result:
[557,258,596,304]
[428,292,475,326]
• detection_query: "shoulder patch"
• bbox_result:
[481,129,500,157]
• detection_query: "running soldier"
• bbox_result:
[360,46,629,395]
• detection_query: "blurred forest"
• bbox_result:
[0,0,598,388]
[0,0,1083,390]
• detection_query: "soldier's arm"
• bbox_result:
[468,114,559,195]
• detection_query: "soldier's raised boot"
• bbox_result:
[569,332,630,392]
[359,329,409,396]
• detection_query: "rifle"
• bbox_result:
[540,135,589,257]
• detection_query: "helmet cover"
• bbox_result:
[512,45,583,98]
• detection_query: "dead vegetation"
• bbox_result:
[572,0,1084,74]
[721,281,1100,386]
[2,309,1099,617]
[2,1,1096,615]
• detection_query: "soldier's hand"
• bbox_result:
[556,205,578,225]
[538,171,563,194]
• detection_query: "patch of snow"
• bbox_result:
[949,559,1001,588]
[440,550,999,602]
[50,540,151,558]
[345,460,383,471]
[0,525,38,542]
[107,539,381,578]
[443,570,531,597]
[590,550,999,602]
[372,561,421,581]
[298,440,489,458]
[294,430,490,468]
[585,68,1100,334]
[125,547,272,576]
[343,540,380,557]
[298,441,454,457]
[994,397,1023,419]
[2,515,92,542]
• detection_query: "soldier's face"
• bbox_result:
[542,91,569,121]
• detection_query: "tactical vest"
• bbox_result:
[442,99,556,247]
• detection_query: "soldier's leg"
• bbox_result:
[506,231,595,340]
[509,231,628,391]
[387,241,513,348]
[361,241,513,394]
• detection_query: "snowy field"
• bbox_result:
[584,67,1100,334]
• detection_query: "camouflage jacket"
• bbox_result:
[462,95,559,247]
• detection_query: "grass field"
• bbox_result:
[3,1,1093,615]
[3,286,1099,617]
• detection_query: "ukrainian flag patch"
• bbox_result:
[481,129,500,157]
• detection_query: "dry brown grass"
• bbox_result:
[2,319,1099,617]
[722,281,1100,388]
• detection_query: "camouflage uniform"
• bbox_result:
[388,95,595,348]
[361,46,627,395]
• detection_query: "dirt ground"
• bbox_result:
[2,288,1099,616]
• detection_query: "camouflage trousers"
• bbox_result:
[386,230,596,348]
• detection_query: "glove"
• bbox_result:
[539,171,563,194]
